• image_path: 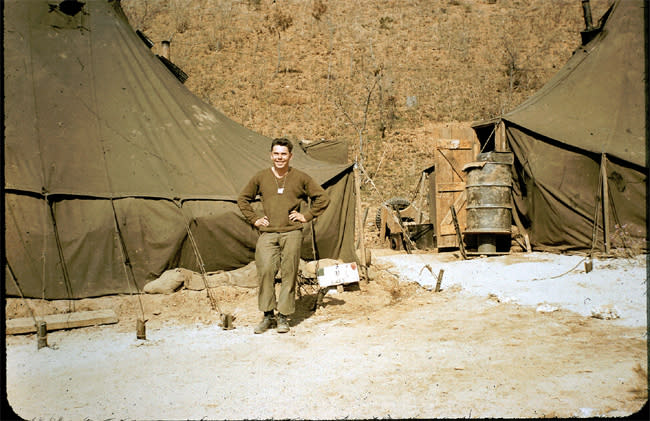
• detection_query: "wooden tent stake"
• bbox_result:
[435,269,444,292]
[136,318,146,340]
[37,321,48,349]
[450,205,467,260]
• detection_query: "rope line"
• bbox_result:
[6,261,39,328]
[526,256,588,281]
[5,201,47,297]
[110,200,146,320]
[590,156,604,254]
[176,201,223,314]
[47,200,75,312]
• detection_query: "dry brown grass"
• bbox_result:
[120,0,612,217]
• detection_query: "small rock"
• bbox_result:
[536,303,558,313]
[591,304,620,320]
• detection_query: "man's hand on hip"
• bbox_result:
[289,210,307,223]
[255,216,269,227]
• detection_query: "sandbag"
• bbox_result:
[184,262,258,290]
[143,268,192,294]
[183,271,214,291]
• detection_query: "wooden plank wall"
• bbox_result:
[426,125,479,250]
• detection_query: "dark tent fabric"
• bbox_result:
[299,139,350,164]
[4,0,356,299]
[472,0,646,252]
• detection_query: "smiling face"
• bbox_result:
[271,145,292,172]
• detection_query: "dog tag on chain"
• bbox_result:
[277,188,284,194]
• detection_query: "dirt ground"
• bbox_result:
[5,251,648,420]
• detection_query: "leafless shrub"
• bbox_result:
[121,0,151,31]
[312,0,327,21]
[379,16,394,30]
[377,70,397,137]
[264,6,294,72]
[171,0,191,34]
[333,65,384,166]
[246,0,262,11]
[265,8,294,37]
[205,2,235,52]
[206,29,222,52]
[500,36,534,113]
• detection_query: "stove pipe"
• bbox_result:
[581,0,594,31]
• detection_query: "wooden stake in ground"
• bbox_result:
[37,321,47,349]
[435,269,444,292]
[136,318,146,340]
[450,204,467,259]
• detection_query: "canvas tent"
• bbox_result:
[298,139,349,165]
[472,0,646,252]
[4,0,356,299]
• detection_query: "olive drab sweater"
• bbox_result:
[237,167,330,233]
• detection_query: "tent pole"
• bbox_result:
[601,153,610,253]
[495,121,508,152]
[415,171,427,224]
[582,0,594,31]
[354,164,367,268]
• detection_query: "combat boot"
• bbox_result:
[254,312,276,334]
[276,313,290,333]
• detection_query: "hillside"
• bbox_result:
[120,0,612,223]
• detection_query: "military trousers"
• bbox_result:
[255,229,302,315]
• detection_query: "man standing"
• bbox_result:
[237,138,330,334]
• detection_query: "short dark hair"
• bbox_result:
[271,137,293,152]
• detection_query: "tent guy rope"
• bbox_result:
[175,200,229,324]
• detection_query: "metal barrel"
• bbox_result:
[463,152,513,252]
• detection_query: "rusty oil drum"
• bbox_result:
[463,152,514,238]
